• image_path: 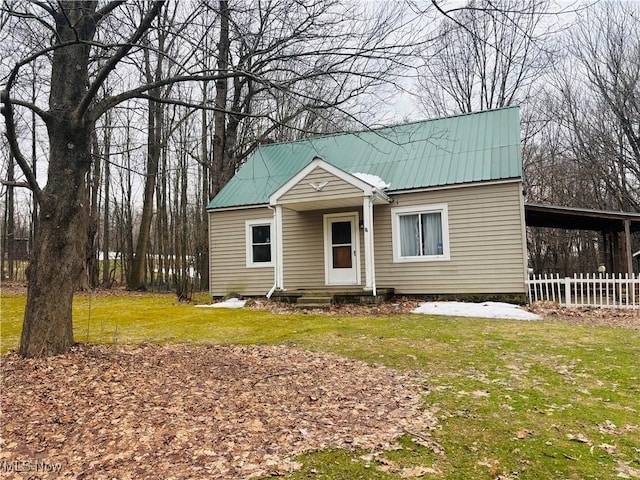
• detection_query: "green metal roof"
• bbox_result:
[207,106,521,209]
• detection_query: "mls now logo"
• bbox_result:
[1,459,63,473]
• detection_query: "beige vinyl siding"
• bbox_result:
[281,209,325,289]
[209,207,274,297]
[279,167,363,206]
[210,181,526,296]
[280,207,365,289]
[374,181,527,294]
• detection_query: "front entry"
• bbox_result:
[324,213,360,285]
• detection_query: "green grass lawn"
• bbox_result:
[1,293,639,479]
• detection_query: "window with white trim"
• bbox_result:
[391,204,450,262]
[245,219,274,267]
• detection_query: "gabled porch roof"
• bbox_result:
[268,158,386,297]
[269,157,391,210]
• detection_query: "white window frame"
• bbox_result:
[245,219,274,268]
[391,204,451,263]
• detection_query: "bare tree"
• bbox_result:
[553,1,640,212]
[1,1,166,357]
[127,2,191,291]
[100,110,112,287]
[2,0,420,357]
[417,0,553,116]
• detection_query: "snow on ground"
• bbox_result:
[195,298,247,309]
[412,301,541,320]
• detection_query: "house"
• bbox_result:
[207,107,528,301]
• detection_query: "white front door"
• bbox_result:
[324,213,360,285]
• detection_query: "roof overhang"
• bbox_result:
[525,203,640,232]
[269,157,391,211]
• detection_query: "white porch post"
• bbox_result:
[363,196,376,296]
[275,204,284,290]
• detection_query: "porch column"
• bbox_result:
[363,196,376,296]
[275,204,284,290]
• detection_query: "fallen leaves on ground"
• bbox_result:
[617,460,640,479]
[528,301,640,329]
[247,297,423,316]
[0,344,436,479]
[566,432,592,445]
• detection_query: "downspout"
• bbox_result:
[266,205,277,298]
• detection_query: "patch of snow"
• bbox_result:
[352,172,390,190]
[411,301,541,321]
[195,298,246,309]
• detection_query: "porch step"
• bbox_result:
[294,295,333,309]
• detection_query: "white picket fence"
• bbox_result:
[527,273,640,309]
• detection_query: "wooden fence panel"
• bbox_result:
[526,273,640,309]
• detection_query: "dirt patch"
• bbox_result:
[0,344,436,479]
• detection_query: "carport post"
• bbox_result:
[625,219,633,275]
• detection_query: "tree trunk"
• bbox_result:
[3,153,15,280]
[211,0,230,198]
[198,101,210,290]
[102,111,112,287]
[128,23,166,290]
[30,62,39,271]
[20,119,91,357]
[127,96,160,290]
[18,2,96,357]
[84,129,101,290]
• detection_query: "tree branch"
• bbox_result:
[0,180,30,188]
[7,98,50,123]
[1,4,56,34]
[91,71,242,120]
[94,0,127,24]
[77,0,165,123]
[29,1,55,17]
[0,91,43,205]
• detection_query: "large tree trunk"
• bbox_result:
[20,119,92,357]
[19,3,96,358]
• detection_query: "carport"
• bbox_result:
[525,203,640,274]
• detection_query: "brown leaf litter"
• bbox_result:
[0,344,436,479]
[527,301,640,330]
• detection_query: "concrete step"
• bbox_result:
[295,296,333,309]
[295,304,332,309]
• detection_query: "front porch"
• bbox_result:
[268,157,392,297]
[271,288,395,308]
